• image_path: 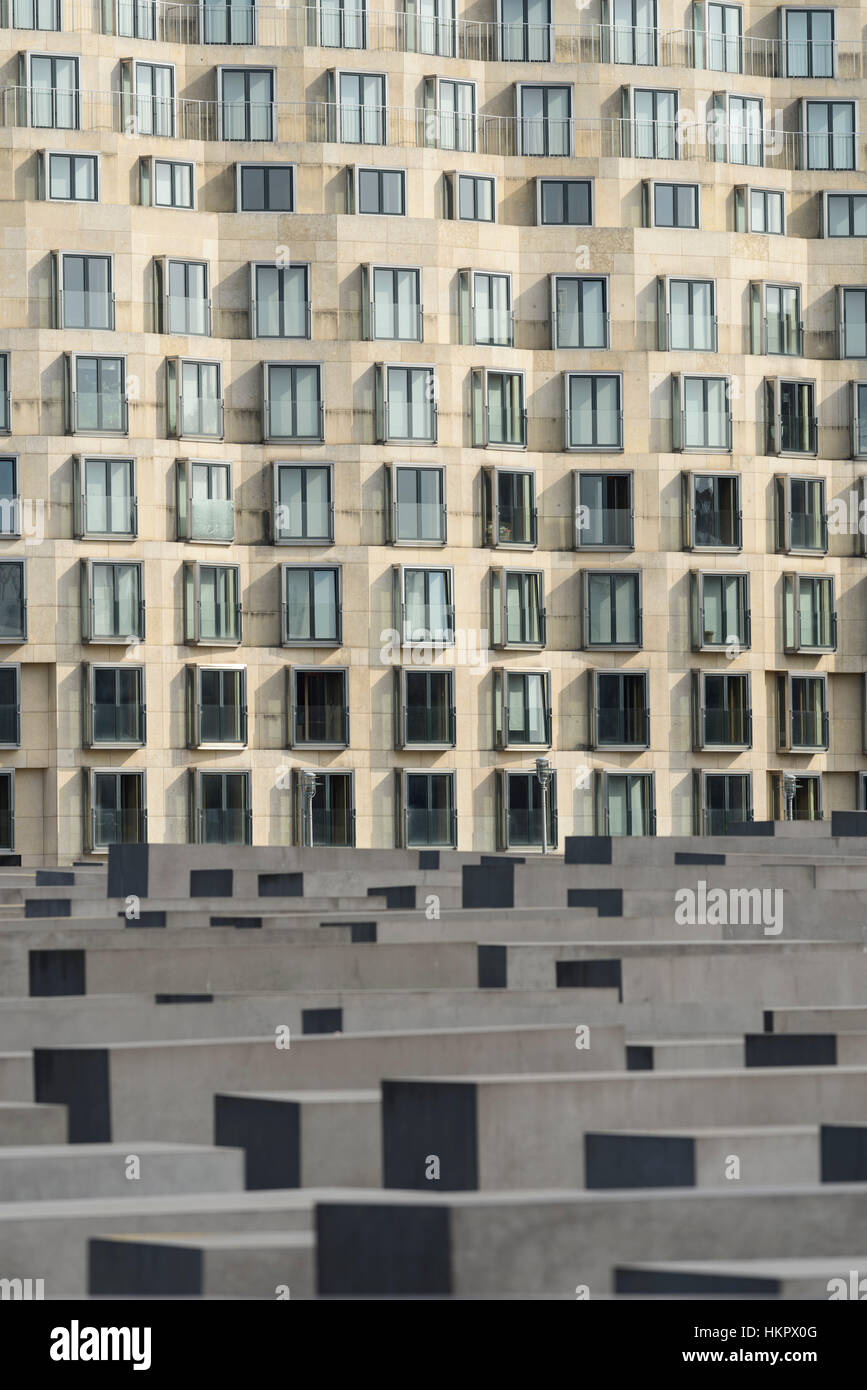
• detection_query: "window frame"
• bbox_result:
[54,250,115,332]
[250,261,312,341]
[823,191,867,239]
[490,567,546,650]
[394,562,455,649]
[26,51,80,131]
[84,768,147,853]
[80,557,144,644]
[458,269,513,349]
[73,454,137,541]
[292,767,355,848]
[183,560,242,646]
[493,668,552,750]
[595,769,656,837]
[515,82,574,157]
[167,357,224,442]
[659,275,718,352]
[262,361,324,444]
[581,567,643,651]
[692,668,752,751]
[83,661,146,749]
[694,769,753,835]
[802,98,858,172]
[681,470,742,550]
[216,65,276,142]
[776,671,829,752]
[837,285,867,360]
[449,171,497,223]
[396,768,457,849]
[186,663,248,749]
[550,273,609,350]
[288,664,350,749]
[482,466,537,550]
[782,571,836,652]
[734,184,786,235]
[190,768,252,846]
[750,280,803,358]
[385,463,446,547]
[689,568,751,651]
[589,668,650,751]
[766,376,818,457]
[394,666,456,749]
[496,766,558,851]
[236,162,296,212]
[0,560,26,644]
[41,149,99,203]
[376,363,437,444]
[573,469,634,551]
[564,371,624,453]
[0,664,21,749]
[271,460,334,546]
[644,179,700,228]
[281,563,342,647]
[350,164,407,216]
[774,473,828,555]
[362,264,423,344]
[176,457,234,545]
[472,367,527,450]
[672,372,732,453]
[535,176,593,227]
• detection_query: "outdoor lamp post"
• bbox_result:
[535,756,552,856]
[300,769,318,848]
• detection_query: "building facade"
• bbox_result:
[0,0,865,860]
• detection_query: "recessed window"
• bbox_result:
[493,668,551,749]
[251,262,310,339]
[426,76,476,152]
[237,163,295,212]
[574,471,633,549]
[354,166,406,215]
[377,365,437,443]
[273,462,333,544]
[565,372,623,452]
[74,456,136,539]
[177,459,234,543]
[690,570,750,650]
[839,287,867,359]
[850,381,867,458]
[219,68,275,141]
[774,475,827,553]
[319,0,367,48]
[13,0,60,29]
[398,770,456,849]
[825,193,867,238]
[771,772,822,822]
[55,253,114,331]
[192,770,252,845]
[335,70,386,143]
[184,562,241,645]
[43,151,98,202]
[610,0,658,64]
[661,277,717,351]
[395,565,454,646]
[629,88,678,159]
[785,9,835,78]
[0,456,20,538]
[125,60,175,139]
[482,468,536,548]
[590,669,649,749]
[648,180,699,228]
[751,282,802,357]
[168,359,223,440]
[84,664,145,747]
[517,84,572,156]
[783,572,836,651]
[672,374,731,451]
[472,369,526,448]
[85,770,146,851]
[202,0,256,43]
[0,355,8,434]
[551,275,608,349]
[116,0,156,39]
[289,666,349,747]
[0,562,26,643]
[451,172,495,222]
[682,471,741,549]
[282,565,341,645]
[364,266,422,342]
[187,666,247,747]
[692,671,751,749]
[66,355,127,435]
[459,271,513,348]
[264,364,324,442]
[81,559,144,643]
[695,770,752,835]
[735,185,785,234]
[491,568,545,649]
[395,667,455,748]
[706,2,742,72]
[582,569,642,649]
[28,54,79,130]
[0,665,20,747]
[596,771,655,836]
[499,0,551,61]
[159,260,210,337]
[386,465,445,545]
[766,378,817,455]
[496,767,557,850]
[145,158,194,210]
[777,673,828,751]
[537,177,591,227]
[804,101,856,171]
[293,769,355,847]
[712,92,763,166]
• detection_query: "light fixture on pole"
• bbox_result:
[782,770,798,823]
[300,770,318,848]
[535,756,552,856]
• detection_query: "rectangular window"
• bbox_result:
[0,356,8,435]
[290,667,349,747]
[67,355,127,435]
[86,770,146,850]
[499,0,551,61]
[707,2,742,72]
[116,0,157,39]
[472,369,526,448]
[574,471,633,549]
[147,158,194,209]
[365,266,422,342]
[693,670,751,749]
[57,253,113,331]
[454,173,495,222]
[737,185,784,234]
[777,673,828,751]
[396,565,454,646]
[162,260,210,336]
[0,456,19,538]
[294,769,354,848]
[766,378,817,455]
[319,0,367,48]
[85,664,145,746]
[650,181,699,228]
[273,462,333,544]
[851,381,867,458]
[202,0,256,43]
[0,666,20,747]
[355,166,405,215]
[458,270,512,348]
[378,365,436,443]
[172,359,223,440]
[338,70,386,144]
[565,372,623,451]
[785,8,834,78]
[497,767,557,850]
[518,84,572,157]
[591,670,649,749]
[396,667,455,747]
[551,275,608,350]
[840,287,867,359]
[74,455,136,539]
[430,77,475,152]
[783,572,835,651]
[664,277,717,351]
[805,101,856,171]
[398,770,456,849]
[238,163,295,212]
[493,669,551,748]
[264,363,323,442]
[193,770,251,845]
[387,465,445,545]
[491,568,545,648]
[682,471,741,549]
[596,771,654,836]
[631,88,678,159]
[219,68,274,141]
[29,54,79,130]
[774,475,827,553]
[826,193,867,238]
[130,61,175,138]
[0,770,14,851]
[715,93,763,166]
[690,570,749,649]
[252,263,310,339]
[696,770,752,834]
[537,178,592,226]
[184,562,241,644]
[187,665,247,747]
[582,569,642,648]
[82,559,144,642]
[13,0,60,27]
[282,564,341,645]
[483,468,536,548]
[44,151,98,202]
[0,562,26,642]
[610,0,657,64]
[752,282,802,357]
[176,458,233,543]
[673,374,731,451]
